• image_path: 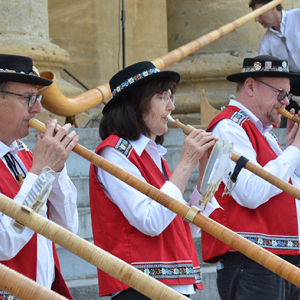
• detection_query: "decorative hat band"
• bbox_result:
[0,65,40,77]
[242,60,289,74]
[111,67,160,97]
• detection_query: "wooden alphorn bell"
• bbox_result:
[169,116,300,200]
[38,0,286,117]
[28,118,300,288]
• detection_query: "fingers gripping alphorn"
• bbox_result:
[27,118,300,288]
[169,116,300,201]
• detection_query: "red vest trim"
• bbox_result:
[0,144,73,300]
[90,134,203,297]
[201,106,299,263]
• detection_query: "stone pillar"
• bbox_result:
[166,0,266,124]
[0,0,83,123]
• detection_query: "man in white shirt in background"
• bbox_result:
[249,0,300,112]
[0,53,79,300]
[201,55,300,300]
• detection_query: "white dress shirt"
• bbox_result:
[0,140,78,289]
[259,9,300,72]
[211,100,300,247]
[97,134,220,295]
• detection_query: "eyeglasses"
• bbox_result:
[0,91,43,108]
[158,91,175,105]
[255,79,293,102]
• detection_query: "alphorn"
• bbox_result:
[28,118,300,288]
[278,107,300,124]
[0,194,188,300]
[38,0,285,117]
[0,263,68,300]
[168,116,300,200]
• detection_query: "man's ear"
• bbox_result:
[244,77,255,98]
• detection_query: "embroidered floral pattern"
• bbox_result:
[240,233,299,250]
[0,292,18,300]
[133,263,202,284]
[111,68,160,97]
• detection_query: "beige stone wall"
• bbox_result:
[165,0,300,124]
[48,0,169,90]
[47,0,170,126]
[0,1,299,126]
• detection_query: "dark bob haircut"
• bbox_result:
[99,77,178,145]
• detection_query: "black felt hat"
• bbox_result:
[227,55,300,82]
[103,61,180,114]
[0,54,52,86]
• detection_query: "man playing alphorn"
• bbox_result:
[0,54,79,300]
[202,55,300,300]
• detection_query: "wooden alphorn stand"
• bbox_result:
[26,118,300,289]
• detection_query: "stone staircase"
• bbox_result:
[23,126,286,300]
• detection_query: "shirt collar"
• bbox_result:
[0,140,19,158]
[129,134,167,156]
[229,99,273,135]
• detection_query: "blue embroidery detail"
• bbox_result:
[239,233,299,250]
[132,263,202,284]
[115,138,132,157]
[230,110,249,126]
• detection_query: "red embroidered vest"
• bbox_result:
[0,143,73,299]
[89,134,203,297]
[201,106,299,263]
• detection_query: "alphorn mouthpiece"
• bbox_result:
[277,107,300,124]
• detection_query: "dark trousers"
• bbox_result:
[217,252,300,300]
[112,288,190,300]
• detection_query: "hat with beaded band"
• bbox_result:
[0,54,52,86]
[227,55,300,82]
[103,61,180,114]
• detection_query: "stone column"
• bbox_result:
[166,0,266,125]
[0,0,83,123]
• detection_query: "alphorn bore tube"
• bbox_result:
[38,0,285,117]
[0,263,68,300]
[0,194,188,300]
[278,107,300,124]
[170,117,300,200]
[28,118,300,287]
